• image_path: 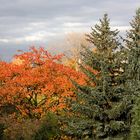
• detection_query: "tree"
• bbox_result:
[63,32,90,71]
[125,8,140,89]
[62,14,131,139]
[0,47,86,118]
[125,8,140,139]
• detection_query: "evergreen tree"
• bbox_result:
[125,8,140,90]
[126,8,140,139]
[62,14,132,139]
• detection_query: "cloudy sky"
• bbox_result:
[0,0,139,61]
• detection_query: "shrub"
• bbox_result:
[33,112,60,140]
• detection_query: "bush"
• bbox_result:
[0,115,39,140]
[33,112,60,140]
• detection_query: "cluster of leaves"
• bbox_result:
[0,47,86,118]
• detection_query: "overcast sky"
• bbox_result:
[0,0,139,61]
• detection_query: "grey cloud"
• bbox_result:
[0,0,139,61]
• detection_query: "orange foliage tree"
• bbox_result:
[0,47,86,118]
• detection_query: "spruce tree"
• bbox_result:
[126,8,140,139]
[125,8,140,90]
[62,14,132,139]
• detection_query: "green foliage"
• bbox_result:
[33,112,60,140]
[62,14,132,139]
[0,112,60,140]
[86,13,120,52]
[126,8,140,140]
[130,96,140,140]
[125,8,140,88]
